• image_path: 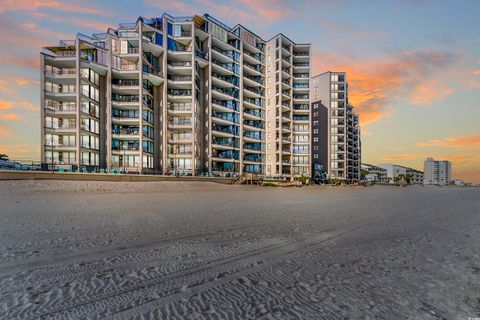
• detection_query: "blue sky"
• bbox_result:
[0,0,479,181]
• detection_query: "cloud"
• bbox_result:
[415,134,480,149]
[312,49,462,126]
[0,123,13,137]
[407,80,454,106]
[0,101,13,111]
[0,113,22,120]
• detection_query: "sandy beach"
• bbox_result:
[0,180,479,319]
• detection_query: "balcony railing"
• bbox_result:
[112,79,139,86]
[112,95,140,103]
[293,94,309,100]
[168,103,192,112]
[294,104,309,110]
[168,89,192,97]
[45,68,76,75]
[168,75,192,82]
[44,103,76,112]
[212,87,237,98]
[293,52,309,57]
[244,74,264,85]
[212,99,238,111]
[244,109,263,118]
[244,120,264,129]
[212,59,235,72]
[45,123,76,130]
[293,73,309,78]
[244,98,263,107]
[116,64,139,71]
[212,46,237,61]
[168,61,192,67]
[112,128,140,135]
[293,83,309,89]
[244,50,263,63]
[168,119,192,126]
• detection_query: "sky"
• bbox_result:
[0,0,479,182]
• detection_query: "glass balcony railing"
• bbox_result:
[112,95,140,103]
[168,89,192,97]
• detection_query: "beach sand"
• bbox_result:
[0,180,479,319]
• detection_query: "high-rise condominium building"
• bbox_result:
[423,157,452,185]
[40,14,311,177]
[265,35,311,178]
[310,72,361,181]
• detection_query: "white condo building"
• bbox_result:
[423,157,452,185]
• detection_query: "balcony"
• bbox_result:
[293,52,309,57]
[168,103,192,113]
[244,98,263,108]
[212,59,235,73]
[293,73,309,79]
[244,109,263,120]
[293,83,309,89]
[168,89,192,98]
[45,123,76,130]
[244,62,264,74]
[115,64,139,72]
[243,50,263,64]
[212,99,238,112]
[244,132,262,142]
[293,94,309,100]
[112,127,140,135]
[243,74,264,86]
[212,87,238,99]
[212,46,237,61]
[168,75,192,82]
[243,120,264,130]
[293,62,309,67]
[112,95,140,103]
[112,79,139,87]
[212,125,236,136]
[212,138,238,149]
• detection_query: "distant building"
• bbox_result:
[378,163,424,184]
[453,179,464,186]
[361,163,388,183]
[423,158,452,185]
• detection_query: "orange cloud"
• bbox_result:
[0,123,13,137]
[0,113,22,120]
[415,134,480,149]
[0,101,13,111]
[407,80,454,106]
